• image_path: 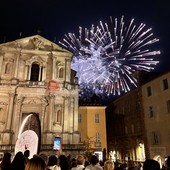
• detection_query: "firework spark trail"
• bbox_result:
[59,16,160,96]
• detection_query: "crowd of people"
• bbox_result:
[0,150,170,170]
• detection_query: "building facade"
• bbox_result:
[142,71,170,162]
[106,88,146,162]
[78,105,107,161]
[106,71,170,163]
[0,35,83,157]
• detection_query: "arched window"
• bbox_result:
[30,63,39,81]
[5,63,11,74]
[59,68,64,78]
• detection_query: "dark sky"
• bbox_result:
[0,0,170,72]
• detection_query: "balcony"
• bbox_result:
[0,145,15,152]
[0,144,86,153]
[40,144,86,151]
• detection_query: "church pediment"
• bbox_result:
[0,35,72,54]
[23,97,42,105]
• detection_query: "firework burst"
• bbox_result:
[59,16,160,95]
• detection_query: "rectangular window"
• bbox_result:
[167,100,170,113]
[147,86,152,96]
[95,132,100,142]
[78,113,82,123]
[163,79,169,90]
[149,106,154,118]
[151,131,160,145]
[95,113,99,123]
[95,132,101,147]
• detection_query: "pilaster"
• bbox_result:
[14,53,20,78]
[15,96,24,140]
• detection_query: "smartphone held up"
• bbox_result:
[53,137,61,151]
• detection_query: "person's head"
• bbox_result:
[104,160,115,170]
[76,155,85,165]
[58,155,70,170]
[25,156,47,170]
[143,159,160,170]
[11,151,26,169]
[71,161,77,168]
[47,155,58,166]
[127,160,135,169]
[24,150,30,158]
[0,152,12,168]
[2,152,11,161]
[39,153,48,165]
[90,155,99,165]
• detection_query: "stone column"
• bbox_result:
[73,96,79,131]
[14,53,20,78]
[41,96,48,133]
[15,96,24,139]
[52,56,56,80]
[24,65,29,80]
[65,59,71,82]
[6,93,15,131]
[48,94,55,131]
[39,65,42,81]
[61,97,65,137]
[63,96,69,132]
[28,65,31,80]
[42,65,46,81]
[70,97,74,133]
[0,54,4,76]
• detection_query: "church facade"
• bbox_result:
[0,35,84,157]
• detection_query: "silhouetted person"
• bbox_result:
[85,155,103,170]
[25,156,47,170]
[10,151,26,170]
[58,155,70,170]
[0,152,11,170]
[47,155,61,170]
[24,150,30,164]
[71,155,85,170]
[166,156,170,170]
[71,158,77,169]
[143,159,160,170]
[39,153,49,165]
[127,160,138,170]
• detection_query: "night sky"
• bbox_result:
[0,0,170,72]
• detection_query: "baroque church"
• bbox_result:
[0,35,83,157]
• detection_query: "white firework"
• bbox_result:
[59,16,160,95]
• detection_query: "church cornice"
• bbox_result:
[0,35,73,57]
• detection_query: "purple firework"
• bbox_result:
[59,16,160,95]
